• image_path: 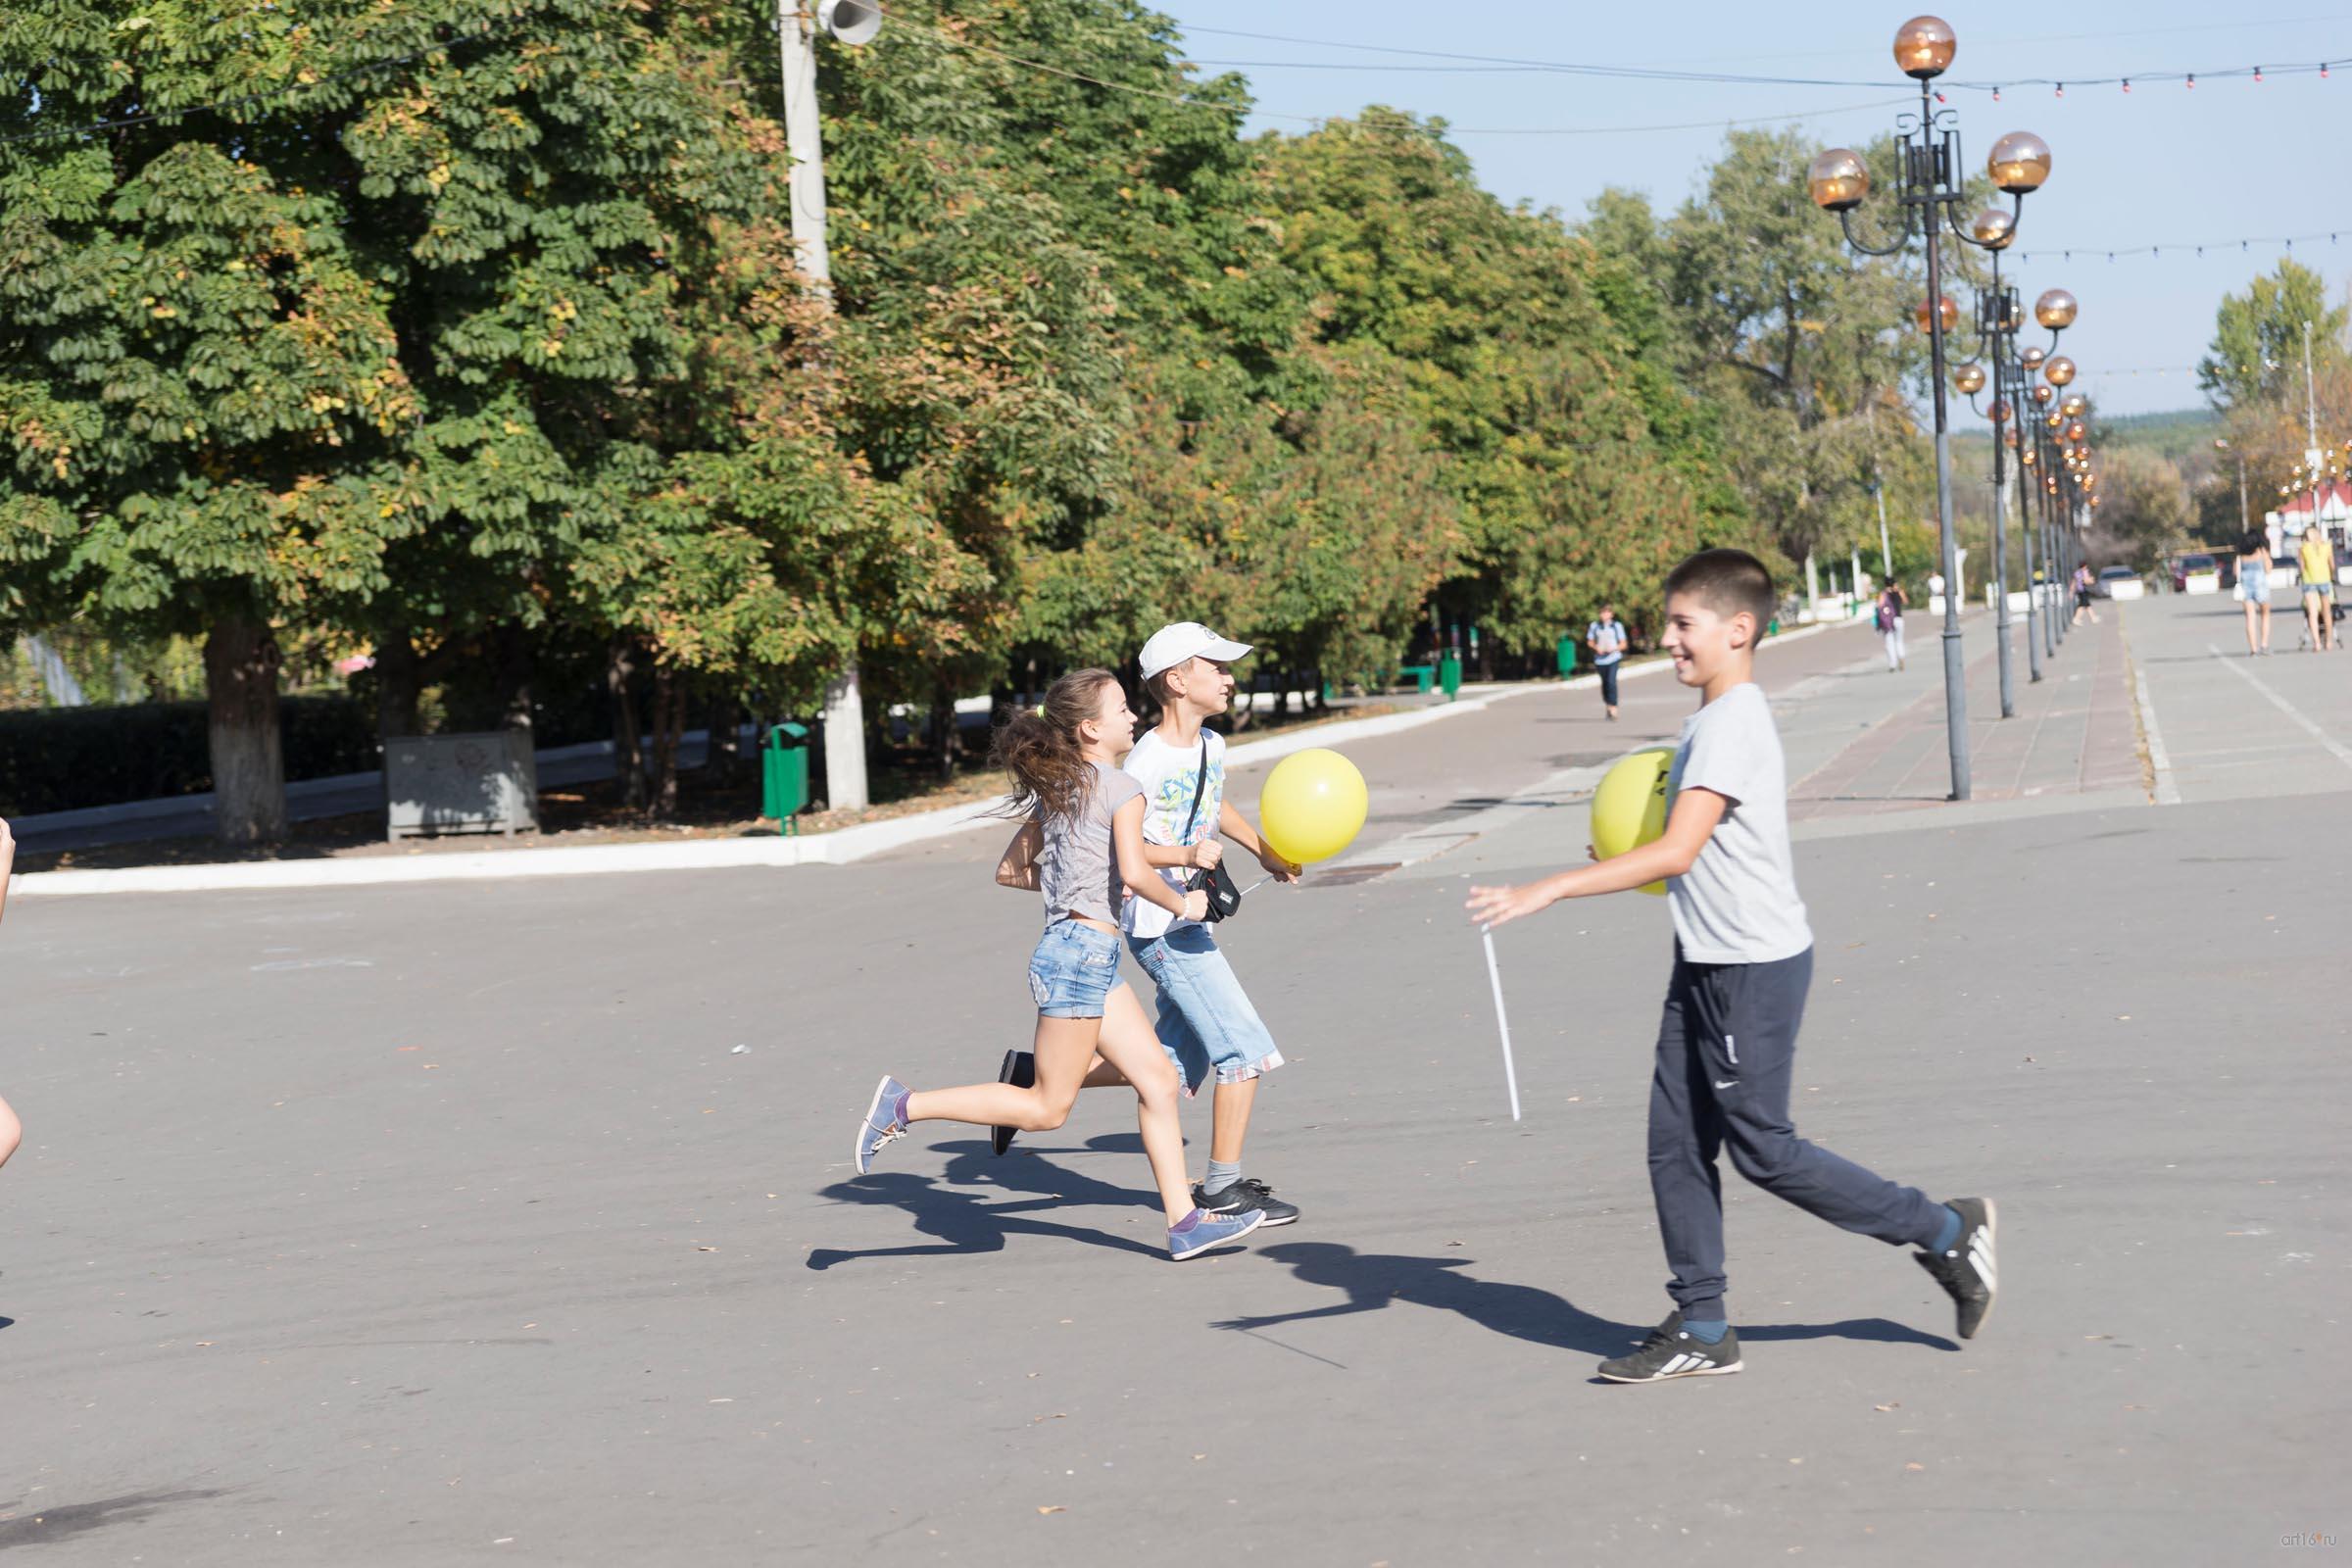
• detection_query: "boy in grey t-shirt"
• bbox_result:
[1467,550,1997,1384]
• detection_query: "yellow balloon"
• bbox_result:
[1591,747,1675,896]
[1257,748,1369,865]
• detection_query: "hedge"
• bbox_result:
[0,697,381,817]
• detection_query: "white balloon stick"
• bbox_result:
[1482,925,1522,1122]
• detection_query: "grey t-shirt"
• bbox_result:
[1664,682,1812,964]
[1037,761,1143,926]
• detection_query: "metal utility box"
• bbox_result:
[384,730,540,840]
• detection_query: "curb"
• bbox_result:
[10,616,1864,899]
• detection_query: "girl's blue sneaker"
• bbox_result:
[855,1075,909,1175]
[1166,1204,1264,1261]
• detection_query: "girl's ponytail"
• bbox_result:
[991,668,1118,825]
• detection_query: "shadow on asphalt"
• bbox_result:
[808,1134,1221,1270]
[0,1490,232,1550]
[1211,1242,1956,1359]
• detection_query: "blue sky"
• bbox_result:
[1152,2,2352,416]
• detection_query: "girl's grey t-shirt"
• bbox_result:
[1037,761,1143,926]
[1664,682,1813,964]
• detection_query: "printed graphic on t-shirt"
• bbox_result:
[1141,745,1222,850]
[1123,730,1224,938]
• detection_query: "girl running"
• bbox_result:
[850,670,1266,1261]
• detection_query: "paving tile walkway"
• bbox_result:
[1789,612,2144,821]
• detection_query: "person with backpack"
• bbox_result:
[1587,606,1629,719]
[1875,581,1907,672]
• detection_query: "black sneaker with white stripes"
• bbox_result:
[1192,1176,1299,1227]
[1595,1312,1743,1384]
[1914,1196,1997,1339]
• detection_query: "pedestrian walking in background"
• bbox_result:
[1588,606,1629,719]
[2236,532,2273,656]
[1875,581,1907,672]
[2071,564,2099,627]
[2299,526,2337,653]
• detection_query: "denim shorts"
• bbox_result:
[1027,921,1124,1019]
[1126,924,1286,1097]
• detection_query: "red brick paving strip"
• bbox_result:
[1789,618,2144,821]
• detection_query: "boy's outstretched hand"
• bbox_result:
[1465,880,1552,930]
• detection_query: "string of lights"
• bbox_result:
[1172,23,2346,97]
[2012,230,2343,261]
[7,15,2339,153]
[899,21,1912,137]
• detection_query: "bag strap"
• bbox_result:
[1179,743,1209,843]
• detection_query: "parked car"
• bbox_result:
[2096,565,2144,601]
[2174,553,2222,595]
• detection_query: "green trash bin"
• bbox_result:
[1556,635,1578,679]
[762,721,811,833]
[1438,651,1463,701]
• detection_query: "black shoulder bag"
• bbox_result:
[1178,746,1244,922]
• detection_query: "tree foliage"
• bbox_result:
[2,1,1995,831]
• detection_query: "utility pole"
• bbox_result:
[2306,319,2321,456]
[1872,474,1893,581]
[779,0,881,810]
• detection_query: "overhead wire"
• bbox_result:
[899,20,1911,136]
[2013,229,2344,261]
[1168,23,2347,94]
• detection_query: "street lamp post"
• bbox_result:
[1959,274,2073,700]
[2055,388,2088,634]
[778,0,884,811]
[1810,15,2053,801]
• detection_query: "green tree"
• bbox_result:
[2199,259,2350,413]
[1264,113,1719,657]
[2082,447,2190,572]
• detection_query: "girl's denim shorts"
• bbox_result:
[1028,920,1123,1019]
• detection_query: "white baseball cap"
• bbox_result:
[1139,621,1253,681]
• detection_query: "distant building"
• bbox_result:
[2268,479,2352,555]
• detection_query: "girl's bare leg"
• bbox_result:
[1090,984,1194,1226]
[0,1093,19,1169]
[904,1016,1099,1132]
[2246,599,2261,654]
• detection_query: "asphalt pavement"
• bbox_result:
[0,598,2340,1564]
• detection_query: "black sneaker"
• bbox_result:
[990,1050,1034,1156]
[1914,1197,1997,1339]
[1192,1176,1299,1228]
[1595,1313,1742,1384]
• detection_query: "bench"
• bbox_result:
[1396,664,1436,695]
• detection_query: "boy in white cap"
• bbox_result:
[992,624,1303,1225]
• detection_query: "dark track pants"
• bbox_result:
[1597,661,1620,709]
[1647,946,1946,1322]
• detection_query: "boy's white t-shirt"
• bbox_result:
[1664,682,1813,964]
[1120,726,1225,940]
